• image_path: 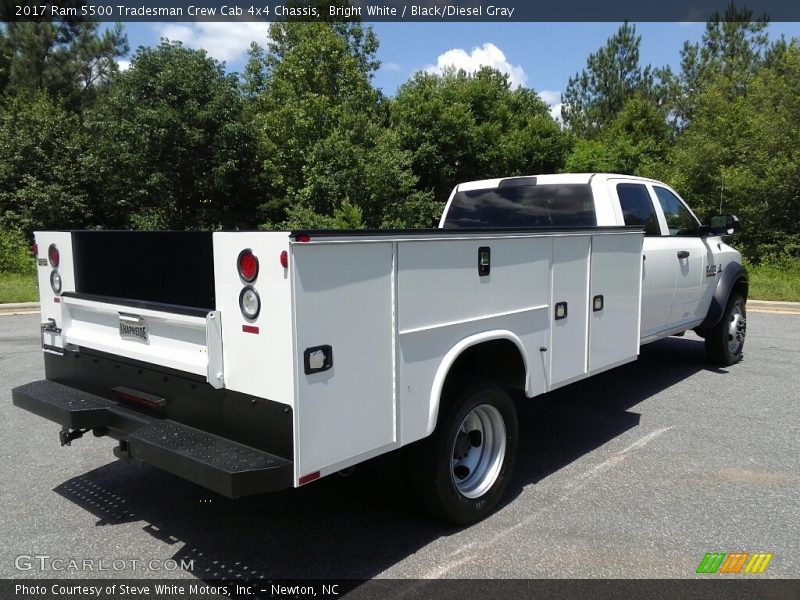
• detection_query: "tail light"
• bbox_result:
[50,271,62,294]
[239,286,261,319]
[280,250,288,269]
[237,249,259,282]
[32,243,38,258]
[48,244,60,267]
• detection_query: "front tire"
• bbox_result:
[407,381,518,526]
[704,292,746,366]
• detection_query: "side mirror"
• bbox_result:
[709,214,741,236]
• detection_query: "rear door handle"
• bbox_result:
[677,251,690,259]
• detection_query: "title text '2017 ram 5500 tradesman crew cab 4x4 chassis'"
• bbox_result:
[12,173,746,525]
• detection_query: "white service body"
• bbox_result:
[22,173,746,505]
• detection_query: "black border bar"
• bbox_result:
[2,579,799,600]
[5,0,800,22]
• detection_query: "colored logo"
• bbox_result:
[696,552,773,574]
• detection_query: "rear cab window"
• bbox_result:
[442,183,597,229]
[616,183,660,236]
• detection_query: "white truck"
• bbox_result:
[12,173,747,525]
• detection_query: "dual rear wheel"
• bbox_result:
[407,382,518,526]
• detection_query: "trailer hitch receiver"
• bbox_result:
[59,427,89,446]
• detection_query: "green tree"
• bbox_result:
[248,19,435,228]
[88,41,262,230]
[280,197,365,230]
[0,228,35,274]
[671,5,769,125]
[565,95,672,176]
[0,92,91,233]
[664,42,800,261]
[562,22,664,138]
[391,67,567,203]
[0,31,11,92]
[247,19,380,200]
[0,15,128,112]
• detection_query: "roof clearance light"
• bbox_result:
[48,244,60,267]
[239,286,261,320]
[237,249,259,282]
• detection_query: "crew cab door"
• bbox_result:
[609,181,675,338]
[648,184,713,328]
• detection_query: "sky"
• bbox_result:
[117,21,800,118]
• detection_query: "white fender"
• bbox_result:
[426,330,530,436]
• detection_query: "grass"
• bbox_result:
[1,259,799,305]
[0,272,39,304]
[745,259,800,303]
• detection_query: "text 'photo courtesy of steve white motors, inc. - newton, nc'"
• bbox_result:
[14,582,344,598]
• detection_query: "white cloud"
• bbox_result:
[549,102,565,123]
[425,42,527,88]
[117,59,131,72]
[383,62,403,72]
[537,89,560,106]
[537,89,564,122]
[157,22,270,64]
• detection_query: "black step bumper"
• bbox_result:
[12,380,293,498]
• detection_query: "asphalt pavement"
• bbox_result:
[1,312,798,581]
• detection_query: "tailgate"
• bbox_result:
[58,294,224,388]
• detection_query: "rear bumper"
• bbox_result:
[12,380,293,498]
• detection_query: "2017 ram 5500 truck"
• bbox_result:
[12,173,747,525]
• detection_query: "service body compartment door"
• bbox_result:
[549,236,591,387]
[588,233,643,373]
[396,236,551,443]
[292,242,396,478]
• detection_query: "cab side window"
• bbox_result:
[653,187,699,236]
[616,183,660,236]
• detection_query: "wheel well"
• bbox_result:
[441,339,526,400]
[733,276,749,301]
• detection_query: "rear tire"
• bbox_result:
[406,381,518,526]
[704,292,746,366]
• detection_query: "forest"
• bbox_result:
[1,4,799,301]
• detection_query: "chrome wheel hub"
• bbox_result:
[728,306,746,355]
[450,404,506,499]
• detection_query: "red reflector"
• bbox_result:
[115,391,162,410]
[32,243,38,257]
[237,249,259,282]
[53,297,60,303]
[48,243,60,267]
[299,471,320,485]
[242,325,259,334]
[296,234,311,243]
[280,250,288,268]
